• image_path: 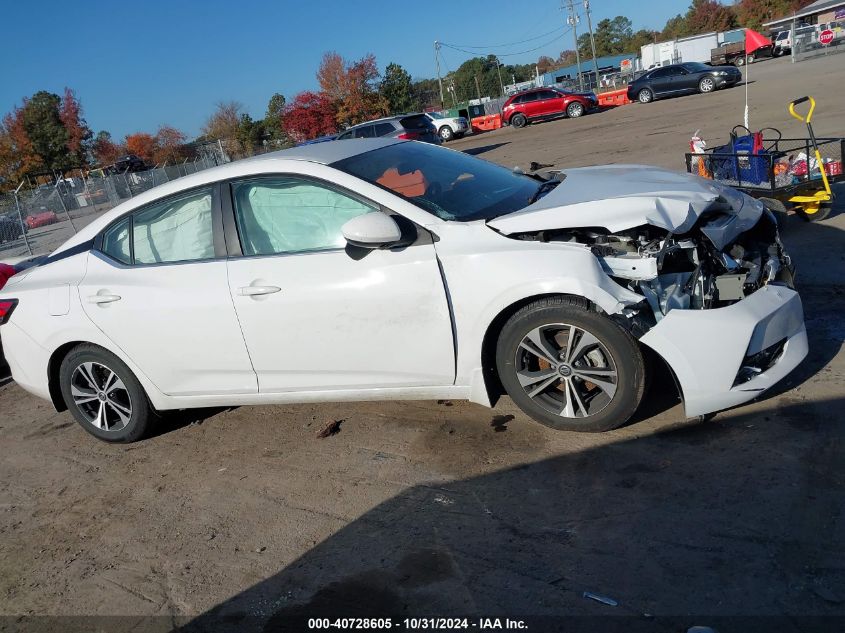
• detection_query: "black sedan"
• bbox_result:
[627,62,742,104]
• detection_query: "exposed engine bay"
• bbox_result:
[507,205,795,327]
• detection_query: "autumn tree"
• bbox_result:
[153,125,187,164]
[537,56,556,75]
[91,131,122,166]
[124,132,156,164]
[380,63,416,115]
[281,91,338,142]
[20,91,70,172]
[202,102,242,143]
[58,88,92,169]
[0,107,41,186]
[735,0,816,30]
[317,52,385,126]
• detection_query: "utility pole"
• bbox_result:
[566,0,584,91]
[583,0,600,90]
[474,75,482,102]
[434,41,445,109]
[494,56,505,97]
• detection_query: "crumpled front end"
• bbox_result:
[495,185,807,417]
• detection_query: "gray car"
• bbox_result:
[336,114,441,144]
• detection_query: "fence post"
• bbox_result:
[122,168,133,197]
[55,185,78,233]
[13,188,33,256]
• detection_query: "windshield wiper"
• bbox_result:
[528,179,560,204]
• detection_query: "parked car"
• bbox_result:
[0,215,27,243]
[336,114,440,144]
[502,87,598,128]
[26,211,58,229]
[0,139,806,443]
[110,154,147,173]
[627,62,742,103]
[773,25,816,55]
[297,134,339,146]
[424,112,469,142]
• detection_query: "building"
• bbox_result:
[763,0,845,32]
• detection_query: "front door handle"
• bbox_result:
[87,293,122,304]
[238,285,281,297]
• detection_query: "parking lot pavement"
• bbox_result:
[1,55,844,631]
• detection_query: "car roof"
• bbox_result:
[344,114,425,129]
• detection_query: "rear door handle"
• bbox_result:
[238,285,281,297]
[87,293,122,304]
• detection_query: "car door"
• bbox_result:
[535,90,564,116]
[668,66,693,92]
[520,91,542,118]
[78,185,258,396]
[648,67,675,94]
[223,175,455,393]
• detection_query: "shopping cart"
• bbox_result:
[685,96,843,222]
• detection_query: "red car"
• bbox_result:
[25,211,58,229]
[502,87,598,128]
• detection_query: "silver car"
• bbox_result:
[336,114,441,144]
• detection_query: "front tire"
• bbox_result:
[699,76,716,93]
[510,113,527,128]
[438,126,454,142]
[495,297,646,432]
[567,102,585,118]
[637,88,653,103]
[59,344,154,443]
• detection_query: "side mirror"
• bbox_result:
[341,212,402,249]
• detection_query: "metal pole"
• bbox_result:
[791,14,796,63]
[474,75,482,101]
[435,41,445,109]
[122,168,133,198]
[54,183,78,233]
[567,0,584,91]
[12,184,33,256]
[584,0,600,91]
[494,57,505,97]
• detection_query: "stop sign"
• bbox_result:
[819,29,835,45]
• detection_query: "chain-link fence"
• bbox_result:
[0,153,224,261]
[793,25,845,62]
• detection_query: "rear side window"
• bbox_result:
[399,115,430,130]
[353,125,376,138]
[373,122,395,136]
[100,187,215,265]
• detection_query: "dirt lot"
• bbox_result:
[1,55,844,632]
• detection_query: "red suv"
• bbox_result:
[502,87,598,128]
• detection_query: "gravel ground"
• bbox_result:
[1,54,844,633]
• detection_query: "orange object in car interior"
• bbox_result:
[377,167,427,197]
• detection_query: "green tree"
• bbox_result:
[20,91,69,172]
[380,63,417,115]
[236,113,266,156]
[264,93,287,141]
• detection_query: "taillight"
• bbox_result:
[398,131,423,140]
[0,299,17,325]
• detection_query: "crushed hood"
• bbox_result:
[488,165,763,243]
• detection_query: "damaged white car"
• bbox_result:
[0,139,807,442]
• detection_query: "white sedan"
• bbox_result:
[0,139,807,442]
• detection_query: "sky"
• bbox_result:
[0,0,688,140]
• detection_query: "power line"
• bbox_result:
[440,28,572,58]
[445,24,569,50]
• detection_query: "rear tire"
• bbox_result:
[59,344,154,443]
[637,88,653,103]
[567,102,585,118]
[735,56,745,66]
[796,202,832,222]
[510,113,527,128]
[495,297,646,432]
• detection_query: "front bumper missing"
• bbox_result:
[638,284,807,417]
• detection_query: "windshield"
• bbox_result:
[427,112,444,119]
[331,142,541,221]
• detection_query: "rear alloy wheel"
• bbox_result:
[438,126,454,142]
[496,297,645,432]
[637,88,653,103]
[699,77,716,93]
[59,344,154,443]
[510,113,527,128]
[567,102,585,118]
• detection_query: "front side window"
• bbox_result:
[132,189,214,264]
[232,178,376,256]
[332,142,540,222]
[102,217,131,264]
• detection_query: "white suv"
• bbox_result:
[425,112,469,142]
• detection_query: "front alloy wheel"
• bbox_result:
[496,297,645,432]
[60,344,154,442]
[699,77,715,93]
[439,126,454,142]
